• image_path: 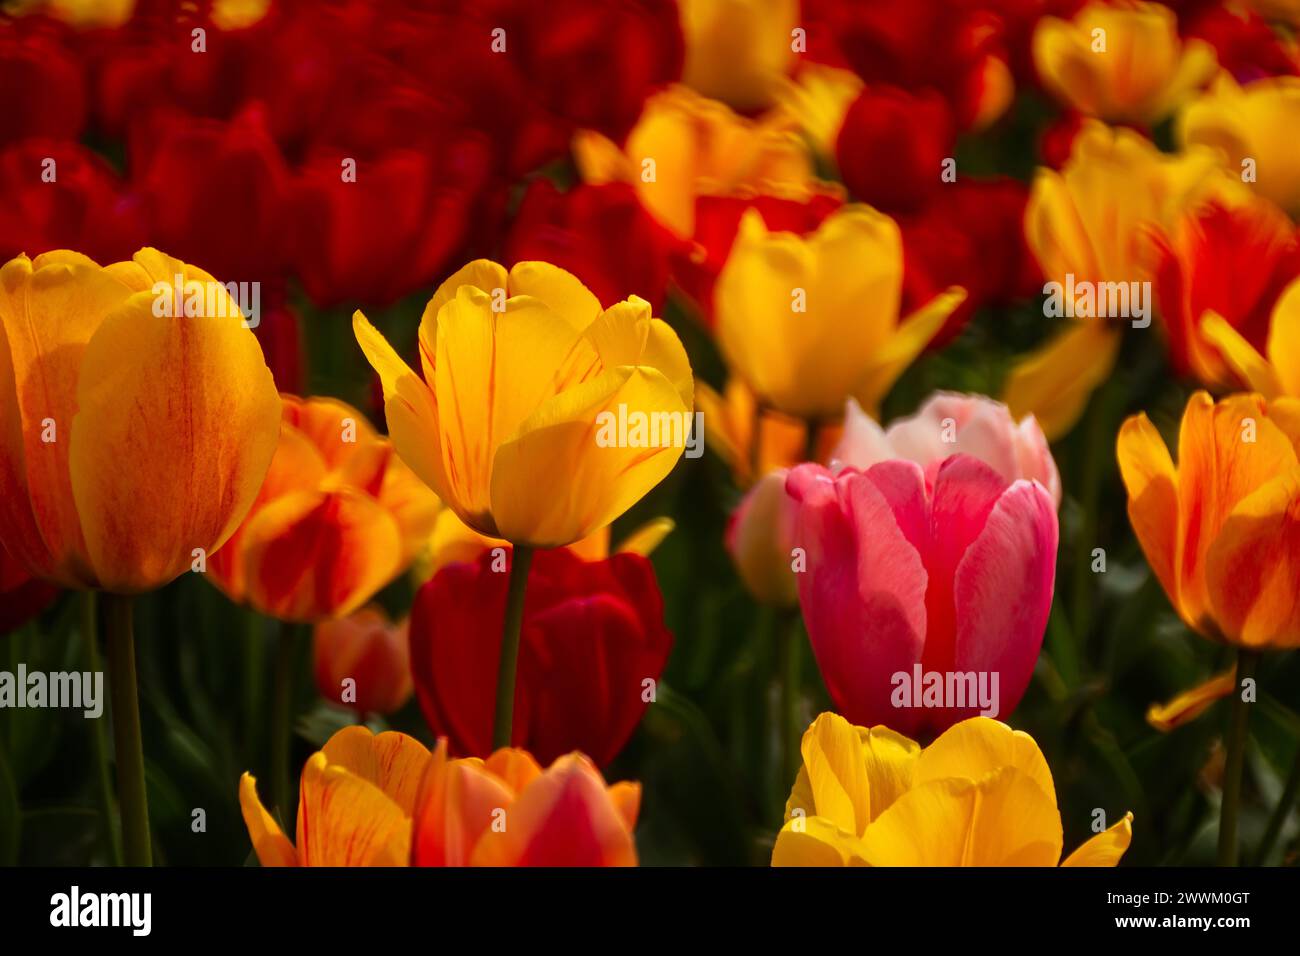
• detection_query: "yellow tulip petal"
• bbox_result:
[859,768,1063,866]
[615,516,675,556]
[489,366,689,547]
[69,286,280,593]
[1117,412,1181,608]
[1004,321,1122,441]
[1061,811,1133,867]
[914,717,1057,808]
[320,727,432,817]
[238,772,298,867]
[295,753,411,866]
[421,259,510,371]
[1146,669,1236,731]
[771,816,868,867]
[853,287,965,416]
[1202,312,1282,398]
[1266,279,1300,397]
[483,748,544,796]
[793,712,871,835]
[508,261,602,331]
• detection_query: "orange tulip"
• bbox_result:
[208,394,438,622]
[1118,390,1300,648]
[239,726,640,866]
[0,248,280,593]
[313,606,413,716]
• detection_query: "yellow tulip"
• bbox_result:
[771,64,865,159]
[1179,74,1300,217]
[1201,279,1300,399]
[1005,121,1228,438]
[714,204,964,421]
[0,249,280,593]
[1118,390,1300,648]
[679,0,800,111]
[354,260,694,549]
[1033,1,1217,125]
[772,712,1133,866]
[573,84,816,238]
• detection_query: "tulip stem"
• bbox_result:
[1253,741,1300,866]
[271,624,301,831]
[778,608,803,795]
[82,592,122,866]
[493,545,534,751]
[1218,649,1260,866]
[104,593,150,866]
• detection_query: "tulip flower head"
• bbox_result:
[239,726,640,866]
[786,452,1058,737]
[207,394,438,622]
[354,259,694,549]
[772,713,1133,866]
[715,204,965,421]
[1119,390,1300,648]
[313,606,413,716]
[0,248,281,593]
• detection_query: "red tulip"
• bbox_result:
[1183,4,1299,83]
[786,454,1058,737]
[835,86,956,214]
[130,105,289,283]
[0,540,57,635]
[505,180,679,310]
[0,14,85,148]
[0,140,145,265]
[410,548,673,767]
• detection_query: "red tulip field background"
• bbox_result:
[3,0,1300,869]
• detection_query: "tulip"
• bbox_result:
[1149,193,1300,391]
[785,454,1058,737]
[834,86,956,214]
[696,379,817,485]
[770,64,864,160]
[573,84,815,239]
[354,259,693,549]
[1184,5,1300,82]
[313,607,413,717]
[679,0,799,111]
[239,726,641,866]
[410,548,672,767]
[0,14,86,147]
[715,203,965,421]
[1118,390,1300,862]
[0,246,281,866]
[0,540,56,635]
[207,394,438,623]
[1179,75,1300,217]
[1032,1,1217,125]
[772,712,1133,866]
[1005,121,1228,438]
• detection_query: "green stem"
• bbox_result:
[1218,649,1261,866]
[271,623,300,830]
[493,545,534,751]
[778,609,803,796]
[1253,738,1300,866]
[82,593,122,866]
[243,609,264,763]
[104,593,150,866]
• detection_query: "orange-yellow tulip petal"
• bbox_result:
[238,772,298,867]
[412,743,517,866]
[483,747,544,795]
[68,280,280,593]
[771,816,868,867]
[913,716,1057,806]
[1265,280,1300,397]
[295,753,411,866]
[320,727,432,817]
[469,754,637,867]
[1201,313,1283,399]
[236,488,403,622]
[1117,412,1181,606]
[1205,466,1300,648]
[853,288,965,416]
[1061,812,1134,867]
[1146,669,1237,731]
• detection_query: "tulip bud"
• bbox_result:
[313,607,412,716]
[726,469,799,607]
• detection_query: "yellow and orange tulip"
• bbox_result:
[772,713,1133,867]
[354,259,693,549]
[1005,121,1228,438]
[1119,390,1300,648]
[679,0,800,112]
[715,204,964,421]
[1033,1,1217,126]
[207,394,437,621]
[239,726,640,866]
[0,248,280,593]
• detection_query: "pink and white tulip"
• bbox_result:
[785,454,1058,737]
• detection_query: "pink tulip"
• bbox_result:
[832,393,1061,506]
[785,454,1058,737]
